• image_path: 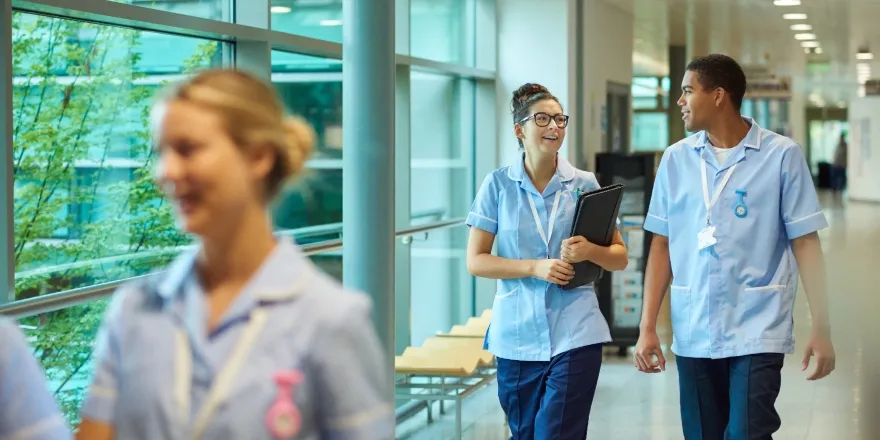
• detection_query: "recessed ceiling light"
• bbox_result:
[791,24,813,31]
[783,13,808,20]
[271,6,291,14]
[795,33,816,40]
[774,0,801,5]
[319,19,342,26]
[801,41,820,48]
[856,52,874,60]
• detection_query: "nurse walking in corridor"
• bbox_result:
[465,83,629,439]
[75,69,392,440]
[634,54,836,439]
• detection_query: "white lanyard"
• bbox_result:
[700,159,737,226]
[526,191,562,258]
[175,309,270,440]
[174,272,309,440]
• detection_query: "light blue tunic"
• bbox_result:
[643,118,828,359]
[467,153,613,362]
[0,319,71,440]
[80,238,394,439]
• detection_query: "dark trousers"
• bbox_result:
[677,354,785,440]
[496,344,603,440]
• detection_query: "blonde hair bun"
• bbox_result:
[281,116,316,179]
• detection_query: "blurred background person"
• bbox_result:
[75,69,392,440]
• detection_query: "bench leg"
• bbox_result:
[455,398,462,440]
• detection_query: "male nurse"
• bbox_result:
[633,54,836,439]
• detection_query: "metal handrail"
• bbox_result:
[14,208,448,280]
[0,217,465,319]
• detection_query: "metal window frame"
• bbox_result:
[3,0,497,311]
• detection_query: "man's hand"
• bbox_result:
[634,330,666,373]
[802,331,835,380]
[561,236,595,264]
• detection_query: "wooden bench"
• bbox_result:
[394,310,496,439]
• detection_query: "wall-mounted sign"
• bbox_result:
[865,79,880,96]
[744,76,792,100]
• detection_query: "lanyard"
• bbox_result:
[175,309,270,440]
[700,159,737,226]
[526,191,562,258]
[174,272,310,440]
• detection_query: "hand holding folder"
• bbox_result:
[561,183,625,290]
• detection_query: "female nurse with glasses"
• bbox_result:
[75,69,393,440]
[465,83,629,440]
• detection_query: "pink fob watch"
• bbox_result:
[265,370,304,439]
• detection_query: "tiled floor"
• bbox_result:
[398,192,880,439]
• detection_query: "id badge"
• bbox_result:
[697,225,717,250]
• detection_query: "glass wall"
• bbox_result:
[2,0,495,426]
[632,76,669,152]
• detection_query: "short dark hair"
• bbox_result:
[510,83,562,148]
[686,54,747,111]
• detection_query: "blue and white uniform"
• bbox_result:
[644,118,828,438]
[467,153,611,439]
[0,319,71,440]
[80,237,393,440]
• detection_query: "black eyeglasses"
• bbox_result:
[520,112,569,128]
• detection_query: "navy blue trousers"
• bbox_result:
[677,354,785,440]
[496,344,603,440]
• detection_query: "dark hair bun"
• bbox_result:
[512,83,550,104]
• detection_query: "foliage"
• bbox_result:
[11,13,219,425]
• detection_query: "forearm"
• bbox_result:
[467,253,536,280]
[792,232,831,336]
[639,236,672,332]
[585,244,628,271]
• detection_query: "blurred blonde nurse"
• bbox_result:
[76,69,393,440]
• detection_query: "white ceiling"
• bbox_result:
[621,0,880,104]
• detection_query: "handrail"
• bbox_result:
[14,208,448,280]
[0,217,465,319]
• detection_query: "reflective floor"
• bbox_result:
[399,192,880,439]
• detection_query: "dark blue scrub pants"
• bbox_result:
[677,353,785,440]
[496,344,603,440]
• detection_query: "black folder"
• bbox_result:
[562,183,625,290]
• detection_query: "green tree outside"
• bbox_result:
[11,12,220,424]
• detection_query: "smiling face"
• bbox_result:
[515,99,567,156]
[154,100,273,239]
[678,69,722,133]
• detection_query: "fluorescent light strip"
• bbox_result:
[856,53,874,60]
[774,0,801,5]
[795,33,816,40]
[270,6,291,14]
[791,24,813,31]
[784,13,808,19]
[800,41,819,48]
[320,19,342,26]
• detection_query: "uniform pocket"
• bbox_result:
[669,285,691,343]
[737,285,793,340]
[489,286,521,350]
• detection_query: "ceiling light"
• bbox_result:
[270,6,291,13]
[319,19,342,26]
[815,47,823,54]
[800,41,820,48]
[857,63,871,70]
[783,13,808,20]
[857,52,874,60]
[791,24,813,31]
[774,0,801,5]
[804,48,811,54]
[795,33,816,40]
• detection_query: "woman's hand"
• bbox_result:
[561,236,595,264]
[532,259,575,285]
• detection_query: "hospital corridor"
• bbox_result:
[2,0,880,439]
[398,193,880,440]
